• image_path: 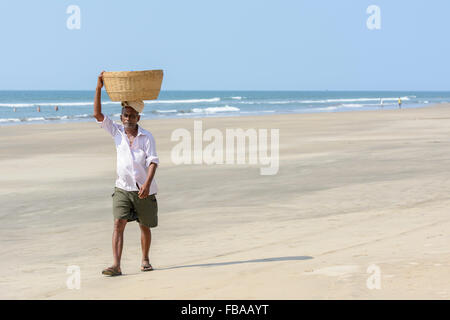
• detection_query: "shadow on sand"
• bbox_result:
[158,255,313,271]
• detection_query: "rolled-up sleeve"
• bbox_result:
[145,134,159,167]
[96,115,119,137]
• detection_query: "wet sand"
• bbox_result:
[0,104,449,299]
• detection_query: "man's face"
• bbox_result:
[120,107,140,129]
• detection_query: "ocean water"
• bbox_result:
[1,91,450,125]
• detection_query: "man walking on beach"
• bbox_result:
[93,71,159,276]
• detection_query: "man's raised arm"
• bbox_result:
[93,71,105,122]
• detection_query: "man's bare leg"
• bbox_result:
[111,219,128,272]
[139,224,153,270]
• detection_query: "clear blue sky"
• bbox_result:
[0,0,448,90]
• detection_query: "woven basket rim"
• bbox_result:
[103,70,163,78]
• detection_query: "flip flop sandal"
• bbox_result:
[141,263,154,272]
[102,266,122,276]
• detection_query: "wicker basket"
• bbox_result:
[103,70,163,101]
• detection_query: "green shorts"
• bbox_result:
[112,187,158,228]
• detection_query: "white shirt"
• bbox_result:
[97,115,159,195]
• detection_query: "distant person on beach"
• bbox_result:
[37,106,40,112]
[380,98,384,108]
[13,107,16,112]
[398,98,402,109]
[55,105,59,111]
[94,71,159,276]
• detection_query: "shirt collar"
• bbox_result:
[137,125,145,136]
[120,124,145,136]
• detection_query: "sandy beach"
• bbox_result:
[1,104,449,300]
